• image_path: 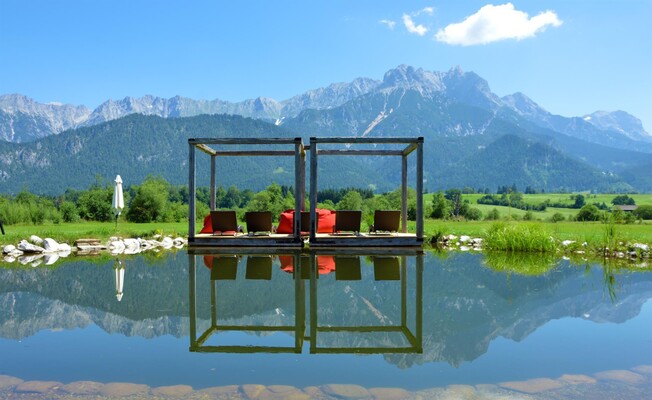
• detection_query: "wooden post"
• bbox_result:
[188,253,197,348]
[401,155,408,233]
[294,138,302,239]
[416,253,423,351]
[416,138,424,239]
[188,143,196,240]
[210,155,216,211]
[309,138,318,242]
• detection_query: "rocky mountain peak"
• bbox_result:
[583,110,651,142]
[379,65,445,95]
[501,92,550,119]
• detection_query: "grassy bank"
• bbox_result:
[0,221,188,246]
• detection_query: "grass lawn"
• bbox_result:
[0,221,188,246]
[421,219,652,245]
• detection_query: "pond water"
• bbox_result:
[0,250,651,399]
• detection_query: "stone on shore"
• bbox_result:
[18,239,45,253]
[29,235,44,245]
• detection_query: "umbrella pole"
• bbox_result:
[115,214,118,230]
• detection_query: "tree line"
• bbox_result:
[0,175,417,226]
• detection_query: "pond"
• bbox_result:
[0,250,651,399]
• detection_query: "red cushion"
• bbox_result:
[316,209,335,233]
[199,214,212,234]
[276,210,295,234]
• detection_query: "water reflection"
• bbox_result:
[187,250,424,355]
[1,251,651,389]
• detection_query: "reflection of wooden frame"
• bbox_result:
[187,249,423,354]
[188,251,306,353]
[308,250,423,354]
[309,137,424,247]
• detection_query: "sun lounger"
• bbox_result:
[334,210,361,235]
[245,211,273,235]
[370,210,400,234]
[211,211,240,236]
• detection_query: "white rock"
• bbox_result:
[161,237,174,249]
[29,235,44,244]
[3,255,16,263]
[460,245,470,251]
[18,254,44,265]
[57,249,71,258]
[18,240,45,253]
[123,238,140,250]
[109,240,125,250]
[459,235,470,243]
[633,243,649,252]
[58,243,71,252]
[2,244,16,254]
[562,240,575,247]
[43,238,60,252]
[44,253,60,265]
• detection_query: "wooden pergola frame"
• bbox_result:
[308,137,424,244]
[187,137,306,244]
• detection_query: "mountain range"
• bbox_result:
[1,65,652,194]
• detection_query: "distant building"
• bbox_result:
[613,205,638,212]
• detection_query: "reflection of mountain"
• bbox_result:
[1,252,651,368]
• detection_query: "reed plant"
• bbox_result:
[484,222,556,252]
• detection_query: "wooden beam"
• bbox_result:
[402,142,418,156]
[195,143,217,156]
[190,138,299,145]
[318,150,403,156]
[212,150,297,156]
[311,137,420,144]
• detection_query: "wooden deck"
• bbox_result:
[190,233,303,248]
[309,232,423,248]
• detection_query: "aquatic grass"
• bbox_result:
[484,222,557,253]
[483,251,558,275]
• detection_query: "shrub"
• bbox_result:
[464,207,483,221]
[576,204,601,222]
[485,208,500,220]
[550,212,566,223]
[633,205,652,220]
[60,201,80,222]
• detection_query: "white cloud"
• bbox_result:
[403,14,428,36]
[435,3,562,46]
[379,19,396,30]
[420,7,435,16]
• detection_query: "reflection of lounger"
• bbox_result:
[246,256,272,280]
[245,211,273,235]
[373,256,400,280]
[335,256,361,280]
[211,256,239,280]
[334,210,361,235]
[371,210,400,234]
[211,211,239,236]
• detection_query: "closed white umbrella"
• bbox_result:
[114,259,125,302]
[113,175,124,228]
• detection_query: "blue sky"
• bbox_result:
[1,1,651,130]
